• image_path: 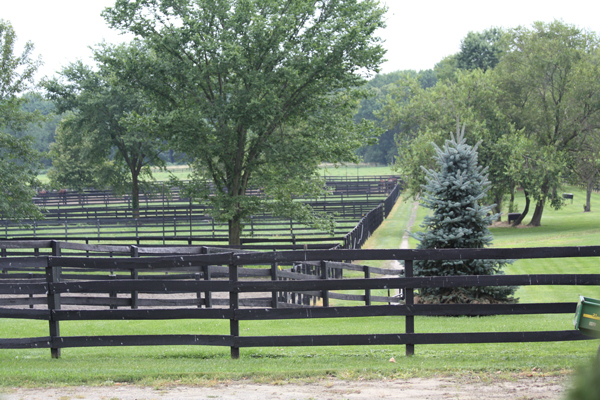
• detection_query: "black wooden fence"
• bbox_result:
[2,184,401,254]
[6,184,401,244]
[1,243,597,359]
[32,177,401,208]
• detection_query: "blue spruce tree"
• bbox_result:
[412,125,516,303]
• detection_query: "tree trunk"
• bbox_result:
[585,177,594,212]
[512,190,530,226]
[528,198,545,227]
[493,190,503,215]
[131,173,140,219]
[228,218,242,246]
[508,185,516,213]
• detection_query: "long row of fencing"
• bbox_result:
[0,201,392,254]
[2,183,401,250]
[0,243,597,359]
[33,177,400,208]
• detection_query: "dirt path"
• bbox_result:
[400,200,420,250]
[0,375,570,400]
[390,200,419,276]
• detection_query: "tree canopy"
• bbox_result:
[44,55,166,212]
[494,20,600,225]
[456,27,504,72]
[101,0,387,244]
[382,20,600,226]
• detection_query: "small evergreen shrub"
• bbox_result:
[412,126,516,303]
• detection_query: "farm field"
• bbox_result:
[153,163,397,181]
[37,164,396,185]
[0,184,599,389]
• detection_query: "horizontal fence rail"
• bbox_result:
[0,245,598,358]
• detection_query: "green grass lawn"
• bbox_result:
[1,186,600,387]
[37,164,396,185]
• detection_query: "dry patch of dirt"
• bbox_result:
[491,221,534,229]
[1,376,570,400]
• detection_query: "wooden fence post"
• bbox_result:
[364,266,371,306]
[130,246,139,309]
[405,259,414,356]
[229,255,240,359]
[321,261,329,307]
[189,198,193,238]
[195,271,202,308]
[202,247,212,308]
[271,260,279,309]
[48,241,61,358]
[109,272,117,309]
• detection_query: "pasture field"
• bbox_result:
[37,164,396,185]
[1,185,599,386]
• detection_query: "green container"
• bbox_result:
[574,296,600,338]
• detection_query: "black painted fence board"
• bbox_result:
[0,337,52,349]
[0,308,50,320]
[53,334,234,348]
[44,246,600,271]
[29,331,589,350]
[48,253,235,269]
[49,280,231,293]
[34,273,600,296]
[0,274,46,280]
[0,257,48,269]
[236,330,591,348]
[61,297,133,307]
[234,246,600,264]
[0,241,52,249]
[54,308,233,321]
[0,297,47,306]
[0,283,48,295]
[2,301,575,324]
[234,302,578,321]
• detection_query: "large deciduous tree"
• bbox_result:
[0,20,43,221]
[44,57,166,215]
[102,0,387,245]
[495,21,600,226]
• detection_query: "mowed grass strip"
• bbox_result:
[1,188,600,386]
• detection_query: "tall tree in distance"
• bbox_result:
[0,20,43,221]
[354,69,437,165]
[102,0,387,245]
[6,92,64,167]
[456,27,504,71]
[413,124,516,304]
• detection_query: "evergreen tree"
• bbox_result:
[412,125,516,303]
